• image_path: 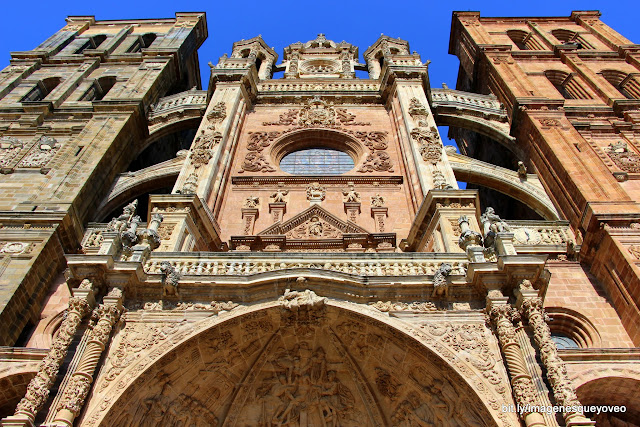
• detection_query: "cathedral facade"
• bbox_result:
[0,10,638,427]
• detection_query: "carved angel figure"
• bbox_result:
[342,186,360,203]
[243,196,260,208]
[371,194,385,207]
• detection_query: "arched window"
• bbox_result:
[551,29,594,49]
[21,77,62,102]
[81,76,117,101]
[74,35,107,54]
[126,33,157,53]
[507,30,545,50]
[600,69,640,99]
[551,333,580,350]
[544,70,592,100]
[280,148,354,175]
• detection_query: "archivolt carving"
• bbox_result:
[83,302,505,427]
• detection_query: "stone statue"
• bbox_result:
[517,161,527,178]
[107,199,138,233]
[432,263,452,298]
[480,207,510,248]
[342,185,360,203]
[243,195,259,208]
[271,188,288,203]
[160,261,180,297]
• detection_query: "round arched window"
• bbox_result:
[551,333,579,350]
[280,148,354,175]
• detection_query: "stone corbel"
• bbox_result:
[495,232,517,256]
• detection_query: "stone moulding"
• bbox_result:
[79,300,513,427]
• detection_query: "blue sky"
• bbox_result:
[1,0,637,92]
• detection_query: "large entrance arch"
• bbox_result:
[82,300,511,426]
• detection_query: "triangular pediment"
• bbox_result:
[258,205,369,238]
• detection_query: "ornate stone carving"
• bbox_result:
[521,297,592,424]
[408,97,430,127]
[342,184,360,203]
[370,300,438,312]
[432,263,452,298]
[458,215,483,251]
[181,172,198,194]
[271,188,288,203]
[410,126,442,164]
[517,161,527,178]
[159,261,180,297]
[14,296,90,420]
[488,302,546,425]
[606,141,640,173]
[18,135,60,168]
[240,131,281,173]
[358,151,394,173]
[481,207,510,248]
[306,182,326,202]
[264,96,370,127]
[537,118,560,127]
[243,195,260,208]
[279,288,326,310]
[0,241,31,254]
[432,168,453,189]
[0,136,23,168]
[191,129,222,168]
[628,244,640,259]
[370,193,385,207]
[263,109,299,126]
[287,215,341,239]
[107,199,138,234]
[205,101,226,125]
[54,301,123,425]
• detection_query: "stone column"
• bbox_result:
[2,281,95,427]
[51,288,124,427]
[518,294,595,426]
[488,295,547,427]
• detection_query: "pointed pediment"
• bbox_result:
[258,205,369,238]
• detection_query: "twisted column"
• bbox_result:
[489,301,547,427]
[521,297,594,426]
[5,282,94,426]
[52,288,123,427]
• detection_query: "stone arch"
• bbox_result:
[575,376,640,426]
[544,306,601,348]
[93,154,184,221]
[82,300,513,427]
[448,152,560,220]
[0,364,41,418]
[436,113,516,150]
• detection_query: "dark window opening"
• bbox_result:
[126,33,157,53]
[21,77,61,102]
[80,76,116,101]
[74,35,107,54]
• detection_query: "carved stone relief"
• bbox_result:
[89,304,501,427]
[606,141,640,173]
[240,131,280,172]
[263,97,370,127]
[0,136,24,168]
[190,130,222,168]
[18,136,60,169]
[410,127,442,164]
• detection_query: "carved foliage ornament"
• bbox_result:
[263,96,370,127]
[408,97,430,127]
[191,129,222,168]
[240,131,280,172]
[410,127,442,164]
